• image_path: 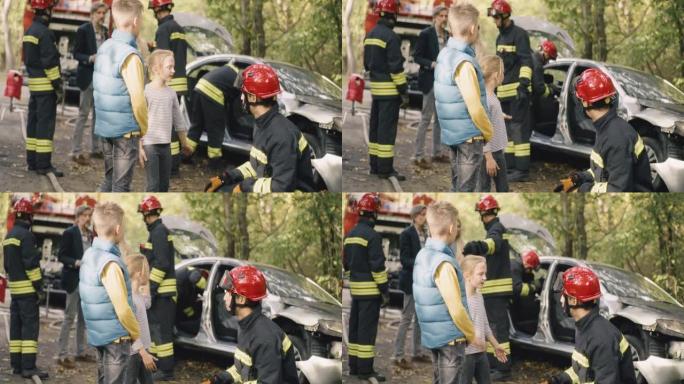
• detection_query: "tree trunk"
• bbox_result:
[237,194,250,259]
[222,193,235,259]
[594,0,607,61]
[561,194,573,258]
[581,1,593,59]
[576,193,588,260]
[253,0,266,57]
[343,0,355,75]
[240,0,252,55]
[1,0,13,69]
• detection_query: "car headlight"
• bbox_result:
[656,319,684,337]
[319,120,335,130]
[329,341,343,360]
[317,319,343,337]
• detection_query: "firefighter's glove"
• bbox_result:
[516,83,529,102]
[381,292,390,308]
[553,177,576,193]
[463,241,479,256]
[54,81,64,104]
[36,289,46,304]
[532,279,543,294]
[400,93,410,109]
[206,371,232,384]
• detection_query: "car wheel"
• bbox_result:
[288,334,311,384]
[625,334,648,384]
[642,136,666,191]
[303,132,323,159]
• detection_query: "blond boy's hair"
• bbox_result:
[479,55,504,82]
[448,1,480,37]
[147,49,174,80]
[124,253,150,293]
[92,202,124,238]
[112,0,143,29]
[461,255,486,276]
[426,201,460,237]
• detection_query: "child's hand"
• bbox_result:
[469,337,485,350]
[503,113,513,120]
[138,148,147,167]
[485,152,499,177]
[139,348,158,372]
[182,145,193,158]
[494,344,508,363]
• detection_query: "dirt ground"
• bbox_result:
[342,90,587,193]
[0,304,228,383]
[0,91,246,192]
[342,307,568,384]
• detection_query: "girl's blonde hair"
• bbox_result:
[147,49,173,80]
[479,55,504,83]
[124,253,150,294]
[461,255,486,276]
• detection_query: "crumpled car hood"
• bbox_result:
[512,15,576,56]
[632,100,684,129]
[614,297,684,335]
[163,215,219,256]
[498,213,557,251]
[289,95,342,128]
[173,12,234,53]
[270,296,341,328]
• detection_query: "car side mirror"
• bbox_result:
[544,73,554,84]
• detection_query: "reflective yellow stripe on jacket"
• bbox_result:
[481,277,512,295]
[349,281,380,296]
[250,147,268,165]
[168,76,188,92]
[364,38,386,49]
[344,237,368,247]
[253,178,272,193]
[28,77,54,92]
[196,78,224,105]
[158,278,177,294]
[8,280,36,294]
[369,81,399,96]
[23,35,39,45]
[237,162,257,179]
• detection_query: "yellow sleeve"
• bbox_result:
[454,62,493,142]
[121,54,148,136]
[435,261,475,343]
[101,262,141,342]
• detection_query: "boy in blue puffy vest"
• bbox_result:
[413,201,475,383]
[434,2,493,192]
[80,202,140,384]
[93,0,148,192]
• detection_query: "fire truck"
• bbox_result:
[4,193,96,296]
[363,0,453,104]
[344,193,435,305]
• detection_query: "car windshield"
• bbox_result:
[266,62,341,101]
[171,229,217,260]
[591,264,681,306]
[257,265,339,306]
[506,229,557,256]
[608,66,684,105]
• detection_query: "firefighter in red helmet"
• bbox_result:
[531,39,559,111]
[343,193,388,381]
[364,0,408,181]
[3,198,49,379]
[24,0,64,177]
[464,194,512,380]
[510,249,544,335]
[554,68,652,192]
[206,266,298,383]
[149,0,186,176]
[138,195,177,381]
[489,0,533,182]
[541,266,637,384]
[205,64,315,192]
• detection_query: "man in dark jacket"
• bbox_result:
[56,205,94,368]
[71,1,108,164]
[391,204,429,369]
[412,5,448,169]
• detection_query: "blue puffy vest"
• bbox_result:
[434,37,488,146]
[413,238,470,349]
[80,238,134,347]
[93,29,141,138]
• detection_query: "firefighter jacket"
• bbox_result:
[342,217,388,299]
[23,17,60,94]
[551,307,637,384]
[142,218,176,297]
[155,14,188,94]
[495,21,532,101]
[578,110,653,192]
[2,221,42,297]
[194,62,241,107]
[531,51,552,101]
[463,217,512,297]
[363,19,407,99]
[510,258,537,300]
[219,306,299,384]
[228,106,315,192]
[175,266,206,319]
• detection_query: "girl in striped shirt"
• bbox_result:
[460,255,508,384]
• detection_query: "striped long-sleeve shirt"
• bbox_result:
[142,83,187,145]
[465,290,494,355]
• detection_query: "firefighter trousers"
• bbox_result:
[187,92,226,159]
[501,98,531,173]
[369,98,400,175]
[483,296,511,373]
[171,94,187,174]
[9,295,39,371]
[348,297,380,375]
[148,295,176,372]
[26,92,57,170]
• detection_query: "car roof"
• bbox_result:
[539,255,629,272]
[188,54,318,74]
